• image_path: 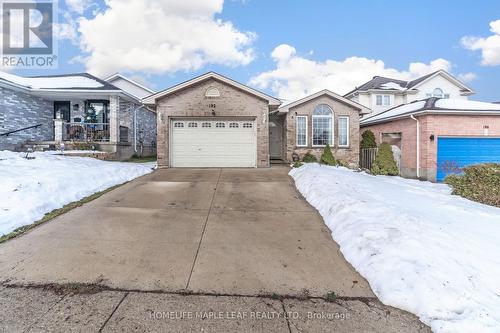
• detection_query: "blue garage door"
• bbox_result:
[437,137,500,182]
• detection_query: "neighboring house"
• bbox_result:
[104,73,155,99]
[345,70,475,115]
[143,72,368,168]
[0,71,157,159]
[360,97,500,182]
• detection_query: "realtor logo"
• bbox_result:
[1,0,57,68]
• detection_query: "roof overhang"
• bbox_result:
[277,89,371,114]
[410,70,475,95]
[143,71,282,107]
[0,79,139,103]
[361,109,500,127]
[104,73,156,94]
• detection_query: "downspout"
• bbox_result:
[129,105,143,153]
[410,114,420,178]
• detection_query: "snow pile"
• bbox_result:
[0,71,104,89]
[290,164,500,333]
[435,99,500,111]
[0,151,154,236]
[361,100,426,123]
[380,82,405,91]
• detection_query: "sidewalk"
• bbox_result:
[0,285,430,332]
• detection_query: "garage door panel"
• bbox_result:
[437,137,500,181]
[171,120,256,168]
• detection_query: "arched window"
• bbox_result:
[312,104,333,146]
[432,88,444,98]
[205,86,220,98]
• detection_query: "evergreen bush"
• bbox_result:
[444,163,500,207]
[371,143,398,175]
[320,144,337,166]
[302,152,317,163]
[360,130,377,149]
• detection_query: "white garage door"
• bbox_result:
[170,119,256,167]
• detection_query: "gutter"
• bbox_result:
[360,109,500,127]
[410,114,420,178]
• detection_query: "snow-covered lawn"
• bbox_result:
[290,164,500,333]
[0,150,154,236]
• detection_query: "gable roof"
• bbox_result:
[345,70,475,97]
[360,97,500,126]
[142,71,282,106]
[276,89,371,114]
[0,71,120,91]
[104,73,156,94]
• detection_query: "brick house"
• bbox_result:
[143,72,368,168]
[271,90,369,166]
[0,71,156,159]
[361,98,500,182]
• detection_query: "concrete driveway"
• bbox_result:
[0,167,371,298]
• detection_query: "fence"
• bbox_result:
[359,148,378,170]
[64,123,110,142]
[360,146,402,174]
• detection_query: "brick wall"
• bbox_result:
[285,95,361,165]
[0,86,53,150]
[362,114,500,181]
[156,78,269,168]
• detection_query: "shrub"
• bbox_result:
[72,142,95,151]
[336,160,349,168]
[292,161,303,168]
[320,144,337,166]
[360,130,377,149]
[444,163,500,207]
[325,291,337,302]
[371,143,398,176]
[302,152,317,163]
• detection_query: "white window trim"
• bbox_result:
[312,115,334,147]
[296,115,308,147]
[338,116,350,148]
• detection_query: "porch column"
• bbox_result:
[109,95,120,143]
[53,118,66,142]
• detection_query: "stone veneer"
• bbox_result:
[284,95,361,165]
[156,78,270,168]
[0,86,53,150]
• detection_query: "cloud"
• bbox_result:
[461,19,500,66]
[73,0,256,77]
[250,44,455,101]
[65,0,94,14]
[457,72,477,83]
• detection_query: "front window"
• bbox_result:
[376,95,391,106]
[312,104,333,146]
[296,116,307,147]
[383,95,390,106]
[432,88,444,98]
[338,116,349,147]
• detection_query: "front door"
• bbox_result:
[54,101,71,123]
[269,120,283,159]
